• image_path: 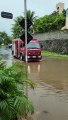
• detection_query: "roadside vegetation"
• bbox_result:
[0,31,11,45]
[42,50,68,58]
[12,9,66,38]
[12,10,36,38]
[0,58,35,120]
[33,10,66,33]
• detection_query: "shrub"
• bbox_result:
[0,59,35,120]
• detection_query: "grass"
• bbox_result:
[42,50,68,59]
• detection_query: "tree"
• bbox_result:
[27,10,36,34]
[12,16,24,38]
[62,9,66,17]
[27,10,35,23]
[0,31,11,45]
[12,10,36,38]
[33,11,65,33]
[12,10,66,36]
[0,59,35,120]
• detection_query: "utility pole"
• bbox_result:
[24,0,27,62]
[24,0,28,97]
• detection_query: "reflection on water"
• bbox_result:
[28,63,40,74]
[28,58,68,91]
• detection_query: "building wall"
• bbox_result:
[66,8,68,27]
[56,2,64,14]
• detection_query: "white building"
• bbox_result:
[56,2,64,14]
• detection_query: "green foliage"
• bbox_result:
[27,10,35,23]
[12,10,36,38]
[12,16,24,38]
[0,31,11,45]
[62,9,66,17]
[42,50,68,58]
[33,11,66,33]
[12,10,66,36]
[0,60,35,120]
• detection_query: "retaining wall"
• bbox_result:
[33,30,68,54]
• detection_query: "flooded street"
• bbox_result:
[0,46,68,120]
[28,59,68,120]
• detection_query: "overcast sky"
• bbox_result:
[0,0,68,35]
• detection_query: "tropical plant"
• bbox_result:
[12,10,36,38]
[27,10,35,23]
[12,16,24,38]
[0,59,35,120]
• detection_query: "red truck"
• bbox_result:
[12,38,42,61]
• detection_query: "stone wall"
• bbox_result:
[33,30,68,41]
[33,30,68,54]
[39,40,68,54]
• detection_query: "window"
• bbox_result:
[57,7,59,10]
[27,42,40,49]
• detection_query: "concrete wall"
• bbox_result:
[33,30,68,54]
[33,30,68,41]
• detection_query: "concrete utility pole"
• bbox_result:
[24,0,28,62]
[24,0,28,98]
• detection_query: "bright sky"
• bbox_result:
[0,0,68,35]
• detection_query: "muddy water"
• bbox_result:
[28,58,68,120]
[0,47,68,120]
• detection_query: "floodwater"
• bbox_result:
[28,58,68,120]
[0,46,68,120]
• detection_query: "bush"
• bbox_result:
[0,59,35,120]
